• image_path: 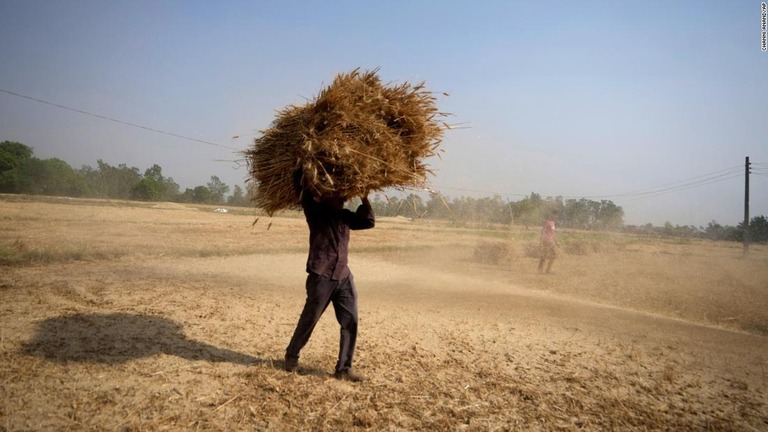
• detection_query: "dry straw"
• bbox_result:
[244,68,447,215]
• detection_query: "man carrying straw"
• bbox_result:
[284,185,374,381]
[245,68,446,380]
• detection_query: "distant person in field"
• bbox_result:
[284,175,375,382]
[538,212,559,274]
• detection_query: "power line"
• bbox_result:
[575,166,743,200]
[620,172,743,202]
[595,169,743,201]
[431,165,745,203]
[0,88,242,151]
[1,85,760,204]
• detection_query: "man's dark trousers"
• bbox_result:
[286,272,358,372]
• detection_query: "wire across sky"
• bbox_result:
[0,88,241,152]
[0,87,759,205]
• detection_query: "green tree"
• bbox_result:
[0,141,34,193]
[20,157,87,196]
[131,164,179,201]
[227,185,249,206]
[178,188,194,203]
[192,185,211,203]
[83,160,141,199]
[747,215,768,243]
[77,165,99,197]
[449,196,476,222]
[402,193,426,219]
[595,200,624,230]
[147,164,179,200]
[562,198,592,229]
[704,221,728,241]
[131,178,159,201]
[370,194,388,216]
[512,193,544,228]
[471,195,511,224]
[207,176,230,205]
[371,194,405,217]
[425,192,453,220]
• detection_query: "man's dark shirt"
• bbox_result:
[302,192,375,280]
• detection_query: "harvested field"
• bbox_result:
[1,195,767,431]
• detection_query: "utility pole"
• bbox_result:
[744,156,750,256]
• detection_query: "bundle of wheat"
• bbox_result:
[244,68,446,215]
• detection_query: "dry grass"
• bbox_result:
[244,68,446,215]
[473,240,516,265]
[2,196,768,431]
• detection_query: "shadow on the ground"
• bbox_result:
[21,312,269,366]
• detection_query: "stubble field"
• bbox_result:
[1,194,767,431]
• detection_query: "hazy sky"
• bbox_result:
[1,1,766,226]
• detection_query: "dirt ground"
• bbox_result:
[1,195,767,431]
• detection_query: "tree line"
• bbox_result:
[368,192,625,231]
[368,192,767,242]
[0,140,250,206]
[2,140,766,242]
[621,218,768,243]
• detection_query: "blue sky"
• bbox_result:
[1,1,766,226]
